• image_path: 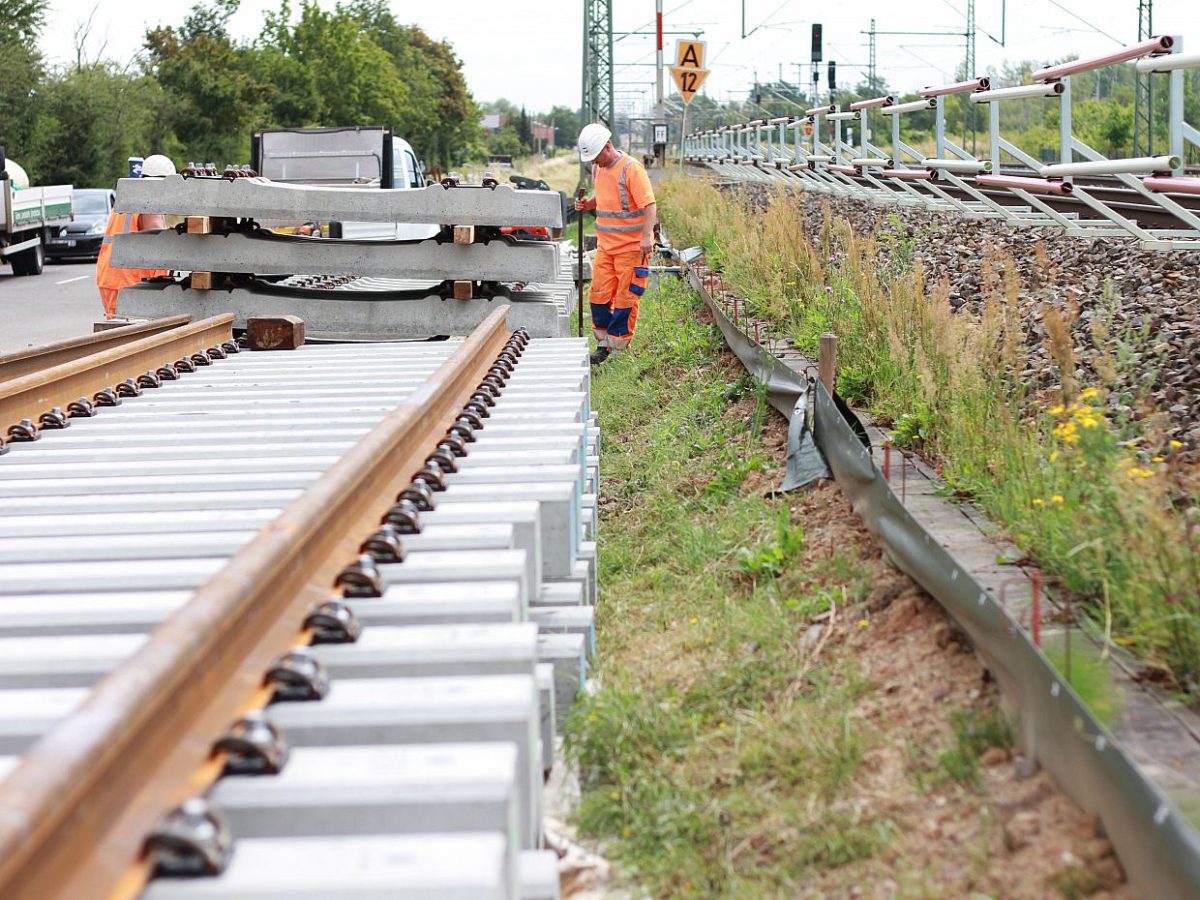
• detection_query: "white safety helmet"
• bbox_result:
[577,123,612,163]
[141,154,177,178]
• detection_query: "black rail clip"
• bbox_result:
[334,553,385,597]
[359,525,405,563]
[145,797,234,877]
[265,647,329,702]
[214,711,290,775]
[382,499,423,534]
[304,598,362,644]
[37,408,70,430]
[6,419,40,442]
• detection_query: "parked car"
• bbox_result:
[45,188,115,261]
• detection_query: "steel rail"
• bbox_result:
[0,315,234,432]
[0,316,192,384]
[0,306,512,900]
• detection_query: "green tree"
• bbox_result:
[0,0,49,174]
[143,0,269,164]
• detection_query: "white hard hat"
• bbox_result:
[141,154,177,178]
[577,123,612,163]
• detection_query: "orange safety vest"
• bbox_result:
[592,152,653,253]
[95,212,168,292]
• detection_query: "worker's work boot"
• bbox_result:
[589,347,611,366]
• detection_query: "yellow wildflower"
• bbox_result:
[1079,387,1100,401]
[1032,498,1045,507]
[1051,495,1065,504]
[1049,450,1059,462]
[1151,456,1165,463]
[1053,421,1079,444]
[1125,466,1155,479]
[1169,440,1183,449]
[689,616,698,625]
[610,792,620,801]
[1048,405,1065,416]
[857,619,869,628]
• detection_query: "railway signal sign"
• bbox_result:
[671,39,709,105]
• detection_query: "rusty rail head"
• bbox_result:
[0,307,511,899]
[0,315,234,432]
[0,316,193,384]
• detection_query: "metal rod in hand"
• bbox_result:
[576,188,586,338]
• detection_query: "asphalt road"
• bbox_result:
[0,258,104,353]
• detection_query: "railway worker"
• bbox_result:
[95,154,173,318]
[575,123,657,366]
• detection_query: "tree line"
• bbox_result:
[0,0,481,187]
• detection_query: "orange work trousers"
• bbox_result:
[588,247,647,350]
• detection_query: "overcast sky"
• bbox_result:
[40,0,1198,118]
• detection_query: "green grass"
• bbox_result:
[566,276,889,895]
[657,174,1200,699]
[1042,634,1123,730]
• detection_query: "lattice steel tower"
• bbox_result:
[581,0,615,133]
[1134,0,1154,155]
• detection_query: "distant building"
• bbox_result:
[531,124,555,151]
[480,113,507,134]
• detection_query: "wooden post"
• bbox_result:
[818,332,838,394]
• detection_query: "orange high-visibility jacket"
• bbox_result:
[95,212,168,293]
[592,152,655,253]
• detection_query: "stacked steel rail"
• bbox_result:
[683,34,1200,251]
[0,179,598,899]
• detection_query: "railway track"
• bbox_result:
[0,309,595,899]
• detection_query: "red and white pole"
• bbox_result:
[655,0,665,164]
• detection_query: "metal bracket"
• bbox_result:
[440,433,468,458]
[265,647,330,701]
[303,598,362,644]
[214,711,290,775]
[155,364,180,382]
[175,356,197,374]
[381,499,423,534]
[6,419,40,442]
[145,797,233,878]
[359,524,405,563]
[115,378,142,398]
[334,553,385,597]
[411,463,447,492]
[426,445,458,473]
[37,408,70,430]
[92,387,121,407]
[66,397,95,418]
[136,371,162,389]
[397,480,436,512]
[189,352,213,367]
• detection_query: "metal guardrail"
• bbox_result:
[683,34,1200,251]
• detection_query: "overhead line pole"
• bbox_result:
[1134,0,1154,155]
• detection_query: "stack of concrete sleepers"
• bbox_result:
[0,335,597,898]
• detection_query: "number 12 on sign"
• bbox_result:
[671,67,710,104]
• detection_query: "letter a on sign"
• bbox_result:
[675,40,705,69]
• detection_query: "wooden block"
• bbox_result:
[185,216,212,235]
[452,225,475,245]
[190,272,216,291]
[246,315,305,351]
[452,281,473,300]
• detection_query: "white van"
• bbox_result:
[250,127,437,241]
